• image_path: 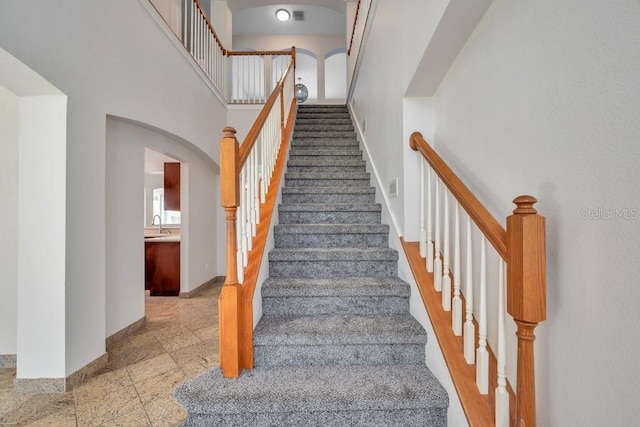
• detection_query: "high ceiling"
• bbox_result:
[229,0,352,36]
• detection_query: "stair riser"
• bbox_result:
[294,131,356,138]
[288,156,364,164]
[262,296,409,316]
[287,165,366,173]
[269,260,397,278]
[292,140,359,148]
[183,409,446,427]
[295,124,354,131]
[295,115,350,121]
[255,342,423,367]
[290,148,362,156]
[287,158,364,167]
[275,233,388,248]
[279,211,381,224]
[285,179,370,187]
[282,193,376,204]
[295,118,352,124]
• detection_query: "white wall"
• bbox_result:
[18,95,68,379]
[0,47,68,379]
[0,85,19,357]
[431,1,640,424]
[350,0,446,236]
[324,51,346,100]
[105,117,220,337]
[0,1,227,376]
[105,121,146,338]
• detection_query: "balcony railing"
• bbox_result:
[149,0,292,104]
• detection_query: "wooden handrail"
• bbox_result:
[409,132,546,426]
[409,132,507,259]
[227,50,293,56]
[347,0,362,56]
[239,51,295,166]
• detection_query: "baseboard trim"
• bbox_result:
[13,351,110,393]
[0,354,16,368]
[179,276,224,299]
[14,377,66,394]
[106,316,147,350]
[65,352,109,390]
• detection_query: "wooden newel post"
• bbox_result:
[506,195,546,427]
[219,126,243,378]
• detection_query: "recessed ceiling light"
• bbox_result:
[275,8,290,22]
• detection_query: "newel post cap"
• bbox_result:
[223,126,237,139]
[506,195,546,322]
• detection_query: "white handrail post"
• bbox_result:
[476,235,489,394]
[426,168,434,273]
[452,203,462,335]
[442,189,451,311]
[434,179,442,292]
[419,160,427,257]
[496,258,509,426]
[463,216,475,364]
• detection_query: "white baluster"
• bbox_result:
[190,2,195,56]
[182,0,188,48]
[260,130,266,203]
[241,166,249,266]
[496,258,509,426]
[442,189,451,311]
[236,193,244,283]
[476,235,488,394]
[433,179,442,292]
[426,167,434,272]
[253,149,258,228]
[419,160,427,257]
[452,202,462,336]
[463,216,475,364]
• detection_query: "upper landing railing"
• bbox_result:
[150,0,293,103]
[407,132,546,426]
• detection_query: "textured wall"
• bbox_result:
[433,0,640,424]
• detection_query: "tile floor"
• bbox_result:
[0,282,222,426]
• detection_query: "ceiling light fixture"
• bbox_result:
[275,8,290,22]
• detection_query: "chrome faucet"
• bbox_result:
[151,214,165,234]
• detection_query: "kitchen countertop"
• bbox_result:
[145,234,181,242]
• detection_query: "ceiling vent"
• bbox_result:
[292,10,304,21]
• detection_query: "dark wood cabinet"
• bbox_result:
[145,241,180,296]
[164,162,180,211]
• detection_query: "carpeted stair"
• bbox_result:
[175,104,448,426]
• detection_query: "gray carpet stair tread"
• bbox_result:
[278,203,381,212]
[285,171,370,179]
[268,247,398,261]
[287,158,364,166]
[282,186,375,195]
[174,364,448,415]
[274,223,388,234]
[261,277,410,297]
[253,313,425,345]
[289,148,362,155]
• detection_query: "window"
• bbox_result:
[153,188,181,225]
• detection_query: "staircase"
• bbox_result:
[175,105,448,426]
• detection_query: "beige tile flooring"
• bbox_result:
[0,283,222,426]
